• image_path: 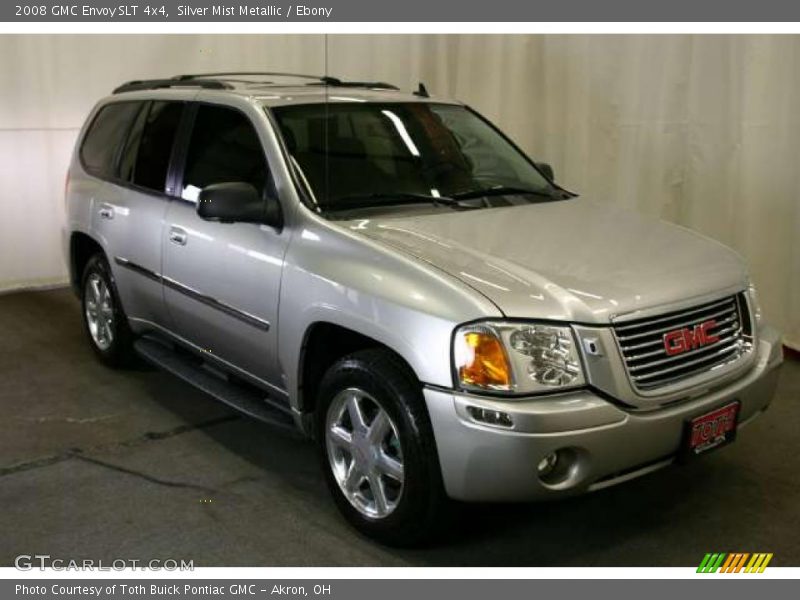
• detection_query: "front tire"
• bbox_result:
[80,254,133,367]
[316,349,446,546]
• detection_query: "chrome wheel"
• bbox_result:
[84,273,114,351]
[325,387,405,519]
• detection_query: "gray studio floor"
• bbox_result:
[1,288,798,567]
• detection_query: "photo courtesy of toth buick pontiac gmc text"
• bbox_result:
[63,72,784,545]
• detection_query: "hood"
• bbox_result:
[347,199,747,323]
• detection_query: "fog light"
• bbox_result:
[466,406,513,428]
[537,452,559,477]
[537,447,581,487]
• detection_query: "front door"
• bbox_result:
[161,103,288,390]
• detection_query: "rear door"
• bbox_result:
[161,102,289,389]
[90,100,185,327]
[82,101,161,325]
[80,102,141,253]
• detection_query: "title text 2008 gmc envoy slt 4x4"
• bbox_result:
[64,73,783,545]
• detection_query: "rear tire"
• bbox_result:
[80,253,134,367]
[316,348,447,547]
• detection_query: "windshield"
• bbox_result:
[271,102,558,212]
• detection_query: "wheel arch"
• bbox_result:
[296,321,422,418]
[69,231,105,295]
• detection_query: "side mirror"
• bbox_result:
[535,162,555,182]
[197,182,281,227]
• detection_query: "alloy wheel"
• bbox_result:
[325,387,405,519]
[84,273,115,351]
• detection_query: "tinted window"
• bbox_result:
[272,103,553,210]
[118,104,148,182]
[119,101,184,193]
[80,102,141,177]
[181,105,268,203]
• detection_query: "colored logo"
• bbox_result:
[697,553,773,573]
[690,404,738,448]
[663,320,720,356]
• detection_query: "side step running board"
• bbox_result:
[134,336,298,434]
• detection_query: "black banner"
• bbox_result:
[4,0,800,22]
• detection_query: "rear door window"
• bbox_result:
[80,102,141,178]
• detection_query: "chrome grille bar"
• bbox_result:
[631,343,742,380]
[614,296,734,331]
[626,328,740,365]
[615,303,736,341]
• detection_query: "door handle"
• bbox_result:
[168,227,188,246]
[98,203,114,220]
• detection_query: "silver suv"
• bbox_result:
[64,73,783,545]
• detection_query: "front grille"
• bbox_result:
[613,294,751,392]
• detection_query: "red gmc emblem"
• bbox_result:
[663,320,720,356]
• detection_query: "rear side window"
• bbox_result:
[80,102,141,178]
[181,105,268,203]
[118,101,184,193]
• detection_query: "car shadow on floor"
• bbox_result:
[169,389,761,567]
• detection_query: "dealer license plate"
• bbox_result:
[680,401,740,462]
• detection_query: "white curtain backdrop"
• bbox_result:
[1,35,798,347]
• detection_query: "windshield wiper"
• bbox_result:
[323,192,469,211]
[451,185,566,201]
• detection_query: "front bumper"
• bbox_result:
[424,325,784,502]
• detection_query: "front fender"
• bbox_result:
[277,213,501,410]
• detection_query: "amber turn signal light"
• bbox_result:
[455,330,512,390]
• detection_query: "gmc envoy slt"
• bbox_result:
[64,73,783,545]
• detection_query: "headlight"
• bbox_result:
[454,321,586,394]
[747,283,762,324]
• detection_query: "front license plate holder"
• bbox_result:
[679,400,741,463]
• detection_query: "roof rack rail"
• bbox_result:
[174,71,327,83]
[114,73,403,95]
[312,77,400,90]
[113,78,232,94]
[174,72,400,90]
